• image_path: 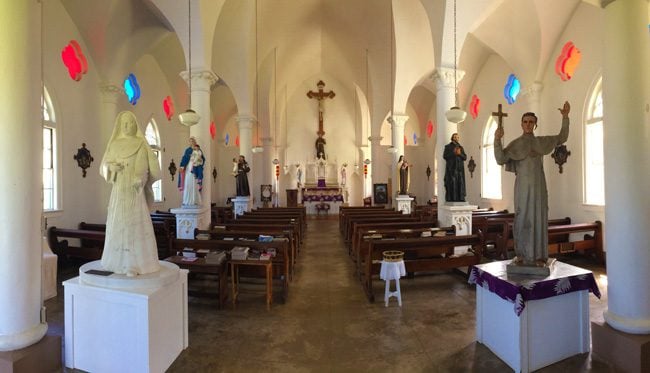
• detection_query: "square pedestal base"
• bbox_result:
[0,335,61,373]
[64,271,188,373]
[476,286,590,372]
[592,320,650,372]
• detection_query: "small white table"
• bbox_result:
[380,260,406,307]
[469,260,601,372]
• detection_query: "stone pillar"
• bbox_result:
[98,83,123,208]
[388,114,408,199]
[521,82,543,115]
[236,115,255,208]
[181,69,218,227]
[0,0,48,351]
[261,137,273,184]
[432,67,465,224]
[592,0,650,371]
[368,136,383,199]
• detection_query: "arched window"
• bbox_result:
[145,118,163,202]
[481,117,502,199]
[42,87,59,211]
[584,77,604,205]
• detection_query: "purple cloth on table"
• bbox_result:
[302,195,344,202]
[468,260,601,316]
[317,179,326,188]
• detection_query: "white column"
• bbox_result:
[368,136,383,198]
[601,0,650,334]
[261,137,274,184]
[98,83,123,208]
[432,67,464,215]
[388,114,408,199]
[0,0,48,351]
[521,82,543,115]
[181,69,218,227]
[236,115,255,206]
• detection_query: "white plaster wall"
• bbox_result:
[461,3,605,229]
[542,3,605,226]
[43,0,105,230]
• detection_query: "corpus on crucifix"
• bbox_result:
[307,80,335,159]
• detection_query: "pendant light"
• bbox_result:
[179,0,200,126]
[444,0,467,124]
[251,0,264,153]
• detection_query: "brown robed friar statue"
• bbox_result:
[307,80,335,160]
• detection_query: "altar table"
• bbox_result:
[469,260,600,372]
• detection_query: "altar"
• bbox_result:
[302,187,344,214]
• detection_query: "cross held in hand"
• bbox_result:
[492,103,508,128]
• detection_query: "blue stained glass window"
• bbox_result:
[503,74,520,105]
[123,73,141,105]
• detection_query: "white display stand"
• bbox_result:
[64,261,188,373]
[395,195,414,215]
[170,206,207,239]
[438,203,477,255]
[474,261,593,373]
[232,196,250,218]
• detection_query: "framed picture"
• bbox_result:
[373,183,388,205]
[260,184,272,203]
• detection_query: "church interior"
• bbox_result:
[1,0,649,371]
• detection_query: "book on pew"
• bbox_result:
[421,231,432,237]
[223,237,235,241]
[266,248,277,257]
[248,249,262,260]
[260,252,272,261]
[196,233,210,240]
[258,235,273,242]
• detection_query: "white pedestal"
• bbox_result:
[232,196,250,218]
[170,206,208,239]
[476,286,590,373]
[439,203,477,255]
[395,195,414,215]
[64,261,188,373]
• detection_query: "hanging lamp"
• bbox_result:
[179,0,200,126]
[444,0,467,124]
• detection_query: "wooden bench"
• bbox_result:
[363,232,484,302]
[47,227,105,261]
[165,255,229,309]
[354,225,455,279]
[79,219,175,259]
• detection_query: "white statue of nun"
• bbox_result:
[99,111,161,276]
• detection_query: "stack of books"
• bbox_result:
[182,248,196,258]
[230,246,249,260]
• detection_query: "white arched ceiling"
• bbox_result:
[392,0,435,114]
[469,0,581,85]
[60,0,172,82]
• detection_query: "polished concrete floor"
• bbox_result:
[47,216,620,372]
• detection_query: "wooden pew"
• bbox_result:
[354,225,455,278]
[338,206,388,232]
[79,219,175,259]
[363,232,484,302]
[211,223,300,256]
[341,210,403,240]
[226,217,303,244]
[501,220,603,263]
[47,227,105,261]
[351,221,441,262]
[346,215,420,249]
[171,238,291,301]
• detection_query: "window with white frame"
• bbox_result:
[42,87,58,211]
[481,117,502,199]
[584,77,604,206]
[145,118,163,202]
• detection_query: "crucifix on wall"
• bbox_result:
[307,80,335,159]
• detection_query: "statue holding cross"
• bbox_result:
[307,80,335,160]
[492,103,508,129]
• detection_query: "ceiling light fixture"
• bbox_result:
[179,0,200,126]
